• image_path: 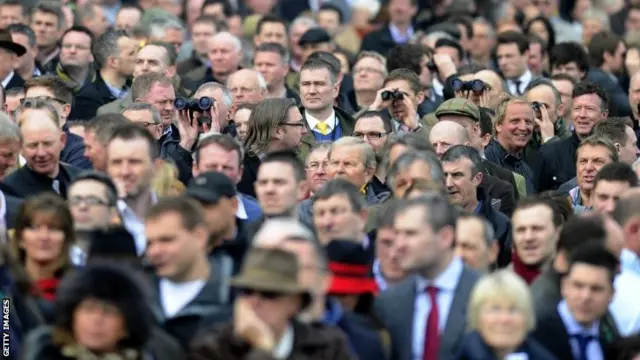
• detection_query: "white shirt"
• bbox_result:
[610,270,640,335]
[507,70,532,96]
[305,109,336,134]
[236,194,248,220]
[273,324,294,359]
[621,248,640,277]
[118,193,158,256]
[70,246,86,266]
[432,78,444,98]
[557,300,603,360]
[412,256,464,360]
[1,71,14,88]
[160,278,207,318]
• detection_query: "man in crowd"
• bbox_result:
[614,188,640,277]
[24,75,92,169]
[0,27,26,90]
[70,29,137,120]
[587,31,630,117]
[3,99,82,198]
[145,196,233,349]
[8,24,41,82]
[106,123,159,256]
[510,196,561,284]
[385,150,445,199]
[455,213,499,272]
[377,194,480,360]
[253,42,300,101]
[177,15,218,76]
[592,163,638,215]
[183,31,242,91]
[55,26,95,91]
[83,113,129,171]
[226,68,267,104]
[31,2,65,73]
[551,73,577,131]
[67,171,121,265]
[122,102,162,139]
[353,111,391,195]
[536,81,609,192]
[496,31,533,96]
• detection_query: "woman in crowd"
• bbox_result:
[21,262,183,360]
[11,193,75,309]
[233,103,255,141]
[452,270,558,360]
[525,16,556,53]
[152,160,186,196]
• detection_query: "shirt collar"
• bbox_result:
[104,80,128,99]
[557,300,600,337]
[0,190,6,221]
[415,256,464,293]
[511,69,532,85]
[389,23,414,43]
[1,71,14,88]
[235,194,248,220]
[305,109,336,132]
[372,259,388,291]
[272,324,294,359]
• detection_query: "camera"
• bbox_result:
[381,90,404,101]
[174,96,215,125]
[531,101,543,118]
[452,79,486,93]
[426,60,438,72]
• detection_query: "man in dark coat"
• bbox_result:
[360,0,418,56]
[69,29,137,121]
[3,105,82,198]
[0,28,27,91]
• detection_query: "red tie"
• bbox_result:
[423,286,440,360]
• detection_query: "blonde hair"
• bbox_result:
[493,95,533,133]
[152,160,185,196]
[468,270,536,331]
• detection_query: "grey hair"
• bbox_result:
[441,145,484,176]
[195,82,234,108]
[148,17,185,39]
[122,102,162,125]
[425,31,456,44]
[387,151,445,188]
[0,112,22,144]
[227,69,267,91]
[93,29,129,69]
[253,218,328,273]
[307,142,332,164]
[583,8,610,30]
[329,136,377,170]
[290,16,317,30]
[211,31,242,53]
[459,213,496,248]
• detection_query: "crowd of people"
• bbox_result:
[2,0,640,359]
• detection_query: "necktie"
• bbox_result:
[572,333,595,360]
[423,286,440,360]
[315,122,330,135]
[513,80,522,95]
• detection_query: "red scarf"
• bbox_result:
[35,278,60,301]
[511,252,542,285]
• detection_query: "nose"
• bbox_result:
[435,144,445,157]
[316,164,327,175]
[445,174,454,188]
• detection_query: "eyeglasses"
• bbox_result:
[21,96,68,106]
[281,121,306,128]
[68,195,111,207]
[306,161,329,171]
[238,288,284,300]
[353,131,387,139]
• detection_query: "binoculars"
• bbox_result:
[531,101,543,118]
[426,60,438,73]
[382,90,405,101]
[174,96,214,112]
[452,79,486,93]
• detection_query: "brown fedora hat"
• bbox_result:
[230,247,312,309]
[0,29,26,56]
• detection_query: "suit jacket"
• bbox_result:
[68,71,118,121]
[360,25,399,57]
[481,173,516,218]
[531,307,621,360]
[375,267,480,360]
[96,91,133,115]
[4,72,25,90]
[299,106,356,160]
[587,67,632,117]
[61,125,92,169]
[237,153,261,198]
[1,163,82,199]
[4,193,22,229]
[482,159,521,199]
[452,331,559,360]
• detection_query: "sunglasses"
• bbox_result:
[238,288,285,300]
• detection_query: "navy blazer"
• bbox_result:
[451,331,559,360]
[61,125,92,169]
[4,193,22,228]
[69,71,118,121]
[239,193,262,222]
[1,163,82,199]
[5,72,25,91]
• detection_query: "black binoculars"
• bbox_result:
[174,96,214,112]
[531,101,543,118]
[382,90,404,101]
[452,79,486,93]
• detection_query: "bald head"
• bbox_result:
[430,120,470,158]
[227,69,267,104]
[475,70,504,93]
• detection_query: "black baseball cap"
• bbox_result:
[298,28,332,47]
[186,172,237,204]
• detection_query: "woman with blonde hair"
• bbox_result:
[452,270,559,360]
[152,159,185,196]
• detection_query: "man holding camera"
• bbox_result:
[367,68,429,137]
